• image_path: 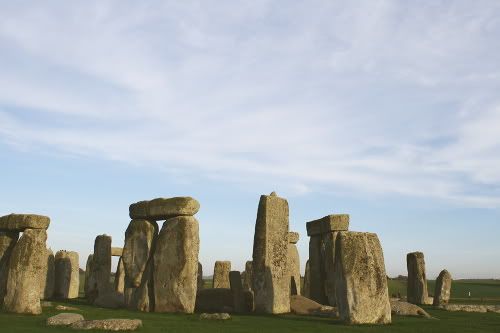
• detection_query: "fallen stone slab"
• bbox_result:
[129,197,200,220]
[290,295,337,317]
[440,304,489,313]
[487,305,500,314]
[200,313,231,320]
[70,319,142,331]
[47,313,85,326]
[55,305,80,311]
[0,214,50,231]
[390,300,432,318]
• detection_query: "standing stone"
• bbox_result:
[407,252,428,305]
[3,229,47,314]
[84,254,96,299]
[288,232,301,296]
[334,232,391,324]
[433,269,452,306]
[93,235,112,298]
[252,192,290,314]
[306,214,349,305]
[40,248,55,300]
[197,262,204,291]
[153,216,199,313]
[114,257,125,294]
[242,261,253,291]
[0,230,19,306]
[54,250,80,299]
[302,259,310,298]
[213,261,231,288]
[229,271,245,313]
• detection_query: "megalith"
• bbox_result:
[197,262,204,290]
[0,230,19,306]
[334,232,391,324]
[84,254,96,299]
[213,261,231,288]
[306,214,349,305]
[252,192,290,314]
[288,232,301,295]
[93,235,112,298]
[129,197,200,220]
[3,228,47,314]
[407,252,428,305]
[229,271,245,313]
[114,257,125,294]
[153,216,199,313]
[242,260,253,291]
[54,250,80,299]
[40,248,55,300]
[433,269,452,306]
[302,259,310,298]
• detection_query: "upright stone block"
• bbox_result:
[252,192,290,314]
[213,261,231,288]
[54,250,80,299]
[0,230,19,306]
[288,232,301,295]
[334,232,391,324]
[433,269,452,306]
[242,260,253,291]
[84,254,96,299]
[40,248,55,300]
[3,229,47,314]
[94,235,112,298]
[197,262,204,291]
[114,257,125,294]
[302,259,310,298]
[407,252,428,305]
[153,216,199,313]
[229,271,245,313]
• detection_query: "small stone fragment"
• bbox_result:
[200,313,231,320]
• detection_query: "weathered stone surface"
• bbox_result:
[302,259,310,298]
[129,197,200,220]
[0,214,50,231]
[195,288,233,313]
[306,214,349,236]
[56,305,79,311]
[111,247,123,257]
[288,232,301,296]
[122,219,156,289]
[54,250,80,299]
[308,234,327,304]
[334,232,391,324]
[94,290,125,309]
[84,254,96,300]
[407,252,428,305]
[114,257,125,294]
[390,300,432,318]
[153,216,199,313]
[47,313,84,326]
[70,319,142,331]
[213,261,231,288]
[290,295,338,317]
[440,304,489,313]
[433,269,452,306]
[252,192,290,314]
[94,235,112,298]
[229,271,245,313]
[0,230,19,306]
[40,248,55,300]
[200,313,231,320]
[3,228,47,314]
[242,261,253,291]
[323,231,339,306]
[197,262,203,291]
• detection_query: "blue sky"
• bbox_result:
[1,1,500,279]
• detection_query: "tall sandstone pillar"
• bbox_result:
[213,261,231,288]
[252,192,290,314]
[54,250,79,299]
[433,269,452,306]
[334,232,391,324]
[40,248,55,300]
[197,262,204,290]
[114,257,126,294]
[287,232,301,295]
[94,235,112,298]
[242,260,253,291]
[302,259,310,298]
[0,230,19,306]
[306,214,349,305]
[407,252,428,305]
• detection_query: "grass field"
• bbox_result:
[2,276,499,332]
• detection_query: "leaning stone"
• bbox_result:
[129,197,200,220]
[242,261,253,291]
[213,261,231,288]
[288,232,301,295]
[252,192,290,314]
[306,214,349,236]
[302,259,310,298]
[111,247,123,257]
[200,313,231,320]
[0,214,50,231]
[93,235,112,298]
[195,288,234,313]
[334,232,391,324]
[47,313,85,326]
[40,248,55,300]
[3,228,47,314]
[433,269,452,306]
[407,252,428,305]
[122,220,157,289]
[54,250,80,299]
[390,300,432,318]
[0,230,19,306]
[153,216,199,313]
[197,262,204,290]
[114,257,125,294]
[70,319,142,331]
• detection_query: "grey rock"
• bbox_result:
[288,232,301,296]
[0,214,50,231]
[242,261,253,291]
[195,288,233,313]
[54,250,80,299]
[47,313,85,326]
[197,262,203,291]
[129,197,200,220]
[114,257,125,294]
[0,230,19,306]
[40,248,55,300]
[433,269,452,306]
[94,235,112,298]
[390,300,432,318]
[302,260,310,298]
[70,319,142,331]
[200,313,231,320]
[213,261,231,288]
[407,252,428,305]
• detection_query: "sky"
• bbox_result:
[1,0,500,279]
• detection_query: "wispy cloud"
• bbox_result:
[1,1,500,205]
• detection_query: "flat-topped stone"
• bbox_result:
[0,214,50,231]
[70,319,142,331]
[129,197,200,220]
[288,232,299,244]
[306,214,349,236]
[111,247,123,257]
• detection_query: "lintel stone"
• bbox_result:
[306,214,349,236]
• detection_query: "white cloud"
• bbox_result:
[1,1,500,206]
